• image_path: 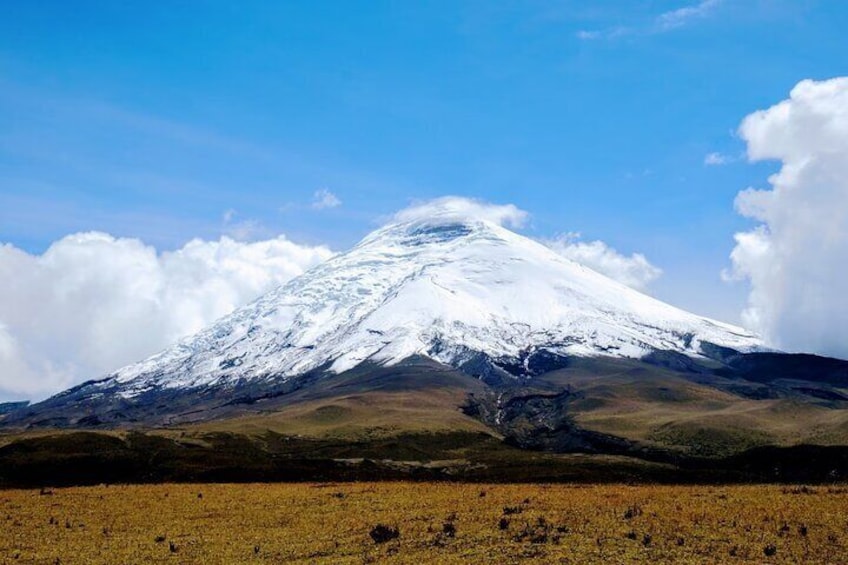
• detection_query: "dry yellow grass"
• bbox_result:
[1,482,846,564]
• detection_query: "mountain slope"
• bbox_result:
[77,214,761,399]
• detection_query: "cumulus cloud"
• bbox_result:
[0,233,333,399]
[311,189,342,210]
[391,196,529,228]
[544,234,662,291]
[727,77,848,357]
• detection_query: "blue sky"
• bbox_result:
[2,0,847,323]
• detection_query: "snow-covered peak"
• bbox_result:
[106,215,762,396]
[359,217,490,248]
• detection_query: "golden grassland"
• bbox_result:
[1,482,847,564]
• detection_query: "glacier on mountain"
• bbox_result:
[98,211,762,397]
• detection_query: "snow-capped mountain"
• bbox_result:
[90,212,761,398]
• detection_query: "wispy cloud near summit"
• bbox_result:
[390,196,529,228]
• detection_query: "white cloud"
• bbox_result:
[577,0,721,41]
[704,151,734,166]
[575,30,601,40]
[0,233,333,399]
[391,196,529,228]
[311,189,342,210]
[575,26,630,41]
[656,0,721,31]
[727,77,848,357]
[544,233,662,291]
[221,209,265,241]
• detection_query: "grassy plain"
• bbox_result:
[1,482,846,564]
